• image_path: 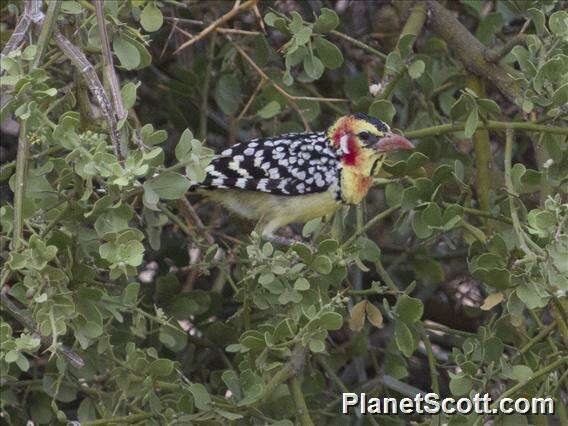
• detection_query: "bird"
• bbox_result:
[192,113,414,241]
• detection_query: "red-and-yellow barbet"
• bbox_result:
[191,114,414,238]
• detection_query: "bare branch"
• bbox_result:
[426,1,522,105]
[0,0,43,75]
[173,0,259,54]
[53,29,124,163]
[93,0,127,121]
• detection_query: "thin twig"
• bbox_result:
[178,198,215,245]
[173,0,259,54]
[504,129,544,258]
[237,79,265,121]
[164,16,262,35]
[343,204,400,248]
[231,41,310,130]
[94,0,127,121]
[485,19,530,63]
[53,29,124,163]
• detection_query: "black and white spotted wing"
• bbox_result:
[198,132,340,196]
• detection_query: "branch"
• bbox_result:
[330,30,387,61]
[53,29,124,163]
[31,0,61,70]
[405,120,568,139]
[467,77,493,228]
[426,1,522,105]
[94,0,127,121]
[0,292,84,369]
[490,357,568,410]
[12,120,29,251]
[0,0,43,75]
[288,377,315,426]
[173,0,259,54]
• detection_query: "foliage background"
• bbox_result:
[1,0,567,424]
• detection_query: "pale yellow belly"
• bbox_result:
[201,189,341,235]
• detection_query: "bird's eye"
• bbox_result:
[358,132,370,141]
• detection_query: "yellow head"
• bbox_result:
[326,113,414,168]
[326,114,414,204]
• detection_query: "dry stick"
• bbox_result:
[31,0,61,70]
[237,79,265,121]
[178,197,215,245]
[231,42,310,130]
[0,0,43,75]
[94,0,126,121]
[164,16,262,36]
[53,29,124,164]
[426,0,522,105]
[173,0,259,54]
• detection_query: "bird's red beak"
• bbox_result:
[374,132,414,152]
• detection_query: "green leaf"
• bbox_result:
[314,37,343,69]
[368,100,396,125]
[175,129,193,162]
[356,237,381,262]
[309,339,326,353]
[412,212,433,239]
[61,0,83,14]
[464,107,479,138]
[408,60,425,79]
[140,2,164,32]
[294,277,310,291]
[319,312,343,330]
[148,358,174,377]
[312,255,332,275]
[508,365,533,383]
[257,101,281,119]
[123,282,140,306]
[121,81,139,110]
[421,203,443,227]
[385,182,404,207]
[477,98,501,116]
[475,12,503,44]
[449,373,472,396]
[395,295,423,324]
[144,172,190,200]
[303,54,325,80]
[113,36,141,70]
[188,383,212,411]
[215,75,242,116]
[394,321,415,357]
[313,8,339,33]
[549,11,568,36]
